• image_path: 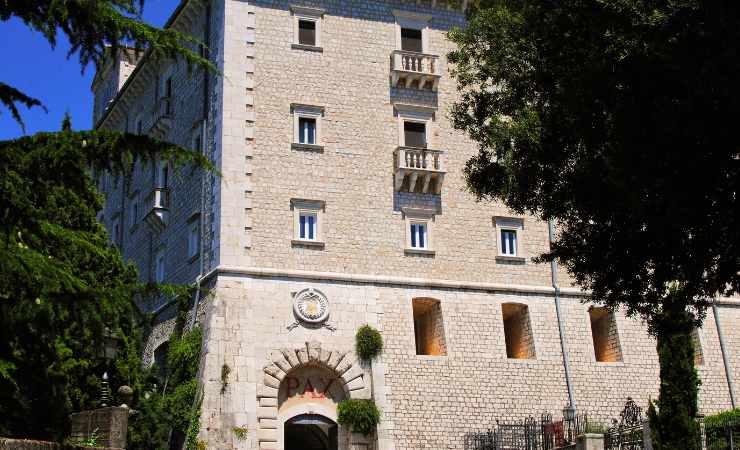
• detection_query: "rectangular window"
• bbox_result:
[410,222,427,249]
[401,27,423,52]
[298,20,316,46]
[163,77,173,115]
[136,119,143,135]
[589,307,623,362]
[112,221,120,247]
[188,222,200,260]
[501,229,517,256]
[692,328,704,366]
[413,298,447,356]
[298,117,316,144]
[403,121,426,148]
[154,250,165,283]
[299,212,317,240]
[502,303,536,359]
[130,197,139,229]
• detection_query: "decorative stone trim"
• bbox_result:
[207,265,591,297]
[256,341,369,447]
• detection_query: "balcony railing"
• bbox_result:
[394,146,446,194]
[149,97,173,136]
[143,187,170,231]
[390,50,442,91]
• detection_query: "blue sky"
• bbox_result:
[0,0,180,140]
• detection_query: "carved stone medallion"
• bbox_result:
[293,288,330,324]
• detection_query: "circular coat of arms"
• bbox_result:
[293,288,330,324]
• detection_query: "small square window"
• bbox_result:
[401,27,423,53]
[403,121,426,148]
[299,212,317,241]
[410,222,427,249]
[501,229,517,256]
[298,117,316,144]
[298,20,316,46]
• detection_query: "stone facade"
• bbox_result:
[94,1,740,449]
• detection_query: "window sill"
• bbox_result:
[291,143,324,152]
[594,360,625,367]
[415,354,448,360]
[507,357,538,364]
[405,248,435,256]
[496,255,526,264]
[291,239,325,249]
[291,43,323,52]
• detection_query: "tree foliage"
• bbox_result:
[355,325,383,361]
[449,0,739,325]
[0,126,210,441]
[337,399,381,436]
[0,0,214,129]
[449,0,738,440]
[647,293,701,450]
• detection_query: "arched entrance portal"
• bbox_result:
[279,365,346,450]
[284,414,338,450]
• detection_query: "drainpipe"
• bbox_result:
[713,301,736,408]
[549,220,577,411]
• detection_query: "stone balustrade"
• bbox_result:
[394,146,445,194]
[390,50,441,91]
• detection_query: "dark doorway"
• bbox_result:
[284,414,338,450]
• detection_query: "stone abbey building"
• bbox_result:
[92,1,740,449]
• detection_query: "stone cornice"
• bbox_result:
[201,265,589,297]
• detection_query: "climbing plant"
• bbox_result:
[337,399,381,436]
[355,325,383,361]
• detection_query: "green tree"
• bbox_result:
[449,1,738,446]
[0,0,212,130]
[0,123,209,441]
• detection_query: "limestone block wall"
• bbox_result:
[234,0,576,288]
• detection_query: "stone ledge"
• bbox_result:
[495,255,526,264]
[207,265,588,296]
[290,143,324,152]
[290,43,323,52]
[290,239,325,249]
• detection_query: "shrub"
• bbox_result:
[355,325,383,360]
[337,399,380,436]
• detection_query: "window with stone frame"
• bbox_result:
[291,198,325,247]
[589,307,623,362]
[502,303,536,359]
[291,5,324,50]
[187,215,200,261]
[412,298,447,356]
[291,104,324,150]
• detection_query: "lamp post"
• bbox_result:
[563,404,576,442]
[99,327,119,407]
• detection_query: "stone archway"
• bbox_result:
[257,341,369,450]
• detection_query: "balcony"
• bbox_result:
[149,97,173,137]
[143,187,170,231]
[390,50,441,91]
[394,146,445,194]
